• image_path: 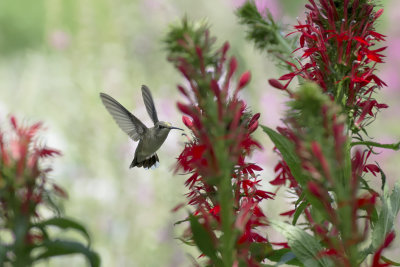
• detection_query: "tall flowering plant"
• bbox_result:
[165,20,276,266]
[0,116,99,266]
[236,0,400,266]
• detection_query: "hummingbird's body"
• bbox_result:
[131,121,175,168]
[100,85,183,169]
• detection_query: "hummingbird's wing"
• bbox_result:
[141,85,159,125]
[100,93,147,141]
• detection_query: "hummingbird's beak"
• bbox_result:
[168,126,184,131]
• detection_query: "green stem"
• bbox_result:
[219,172,234,267]
[350,141,400,150]
[13,215,31,267]
[217,140,234,266]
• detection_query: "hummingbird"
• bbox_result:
[100,85,183,169]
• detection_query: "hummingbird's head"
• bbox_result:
[155,121,184,132]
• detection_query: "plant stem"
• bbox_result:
[13,215,31,267]
[351,141,400,150]
[216,138,234,266]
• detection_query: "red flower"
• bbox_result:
[276,0,387,130]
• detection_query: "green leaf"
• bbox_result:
[266,248,302,266]
[272,221,332,267]
[261,125,308,186]
[381,256,400,266]
[249,242,272,262]
[0,244,10,264]
[33,217,91,245]
[378,165,387,191]
[33,240,100,267]
[372,183,400,249]
[389,183,400,218]
[189,214,222,266]
[292,201,308,225]
[249,243,302,266]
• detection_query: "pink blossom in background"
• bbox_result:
[386,38,400,60]
[143,0,161,10]
[380,67,400,94]
[381,1,400,96]
[248,90,285,165]
[259,90,284,128]
[48,30,70,50]
[231,0,281,18]
[380,37,400,94]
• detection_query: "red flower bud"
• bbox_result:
[268,79,286,90]
[182,115,193,128]
[10,116,17,130]
[229,57,238,76]
[210,79,221,98]
[222,42,230,55]
[177,102,193,116]
[249,113,260,125]
[248,120,258,134]
[237,71,251,91]
[177,85,190,99]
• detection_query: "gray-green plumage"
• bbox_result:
[100,85,183,169]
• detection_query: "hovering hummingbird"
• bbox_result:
[100,85,183,169]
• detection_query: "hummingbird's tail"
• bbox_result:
[130,154,159,169]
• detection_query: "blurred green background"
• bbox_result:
[0,0,399,266]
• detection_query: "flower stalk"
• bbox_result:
[238,0,399,266]
[166,19,273,266]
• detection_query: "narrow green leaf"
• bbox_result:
[173,218,189,225]
[378,165,386,191]
[33,217,91,245]
[372,183,400,249]
[370,207,379,226]
[189,214,222,265]
[266,248,302,266]
[249,242,272,262]
[261,125,308,186]
[34,240,100,267]
[0,244,10,264]
[292,201,308,225]
[382,256,400,266]
[389,183,400,217]
[294,192,306,206]
[272,221,332,267]
[249,243,302,266]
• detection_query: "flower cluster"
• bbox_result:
[0,116,99,267]
[165,20,274,266]
[0,116,64,221]
[272,0,387,132]
[259,0,397,266]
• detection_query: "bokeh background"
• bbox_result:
[0,0,399,266]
